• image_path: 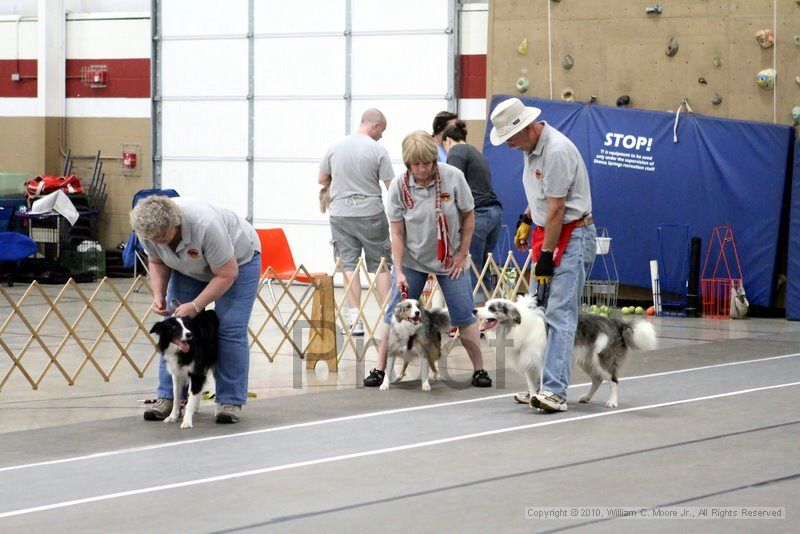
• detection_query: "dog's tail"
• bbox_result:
[428,307,451,332]
[622,320,657,351]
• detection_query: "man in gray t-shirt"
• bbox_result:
[490,98,596,414]
[318,109,394,334]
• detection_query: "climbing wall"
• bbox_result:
[488,0,800,125]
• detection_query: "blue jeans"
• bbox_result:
[383,266,477,328]
[470,204,503,304]
[528,225,596,399]
[157,252,261,405]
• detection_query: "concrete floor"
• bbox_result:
[1,280,799,532]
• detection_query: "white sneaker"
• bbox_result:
[531,390,568,412]
[341,320,365,336]
[215,404,241,424]
[513,391,531,404]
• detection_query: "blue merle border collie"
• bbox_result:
[149,310,219,428]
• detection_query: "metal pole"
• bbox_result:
[151,0,162,188]
[345,0,352,135]
[247,0,254,222]
[447,0,456,112]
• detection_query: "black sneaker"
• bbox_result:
[471,369,492,387]
[364,368,385,387]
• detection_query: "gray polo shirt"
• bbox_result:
[523,122,592,226]
[387,163,475,275]
[320,133,395,217]
[140,197,260,282]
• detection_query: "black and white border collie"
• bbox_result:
[149,310,219,428]
[474,296,657,408]
[383,299,451,391]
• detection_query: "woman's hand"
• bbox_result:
[151,296,170,317]
[173,302,199,318]
[396,270,409,296]
[448,250,469,279]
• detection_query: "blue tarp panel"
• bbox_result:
[787,139,800,319]
[483,95,795,307]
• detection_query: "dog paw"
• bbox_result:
[605,400,618,408]
[431,373,443,382]
[180,420,194,429]
[164,415,179,424]
[578,395,591,403]
[379,382,390,391]
[421,381,431,391]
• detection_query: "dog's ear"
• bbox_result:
[149,321,172,352]
[498,303,522,325]
[149,321,164,335]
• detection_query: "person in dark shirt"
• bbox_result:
[442,121,503,305]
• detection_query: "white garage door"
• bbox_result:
[154,0,456,271]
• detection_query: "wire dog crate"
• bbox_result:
[700,226,744,318]
[583,227,619,309]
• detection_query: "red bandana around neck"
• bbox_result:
[400,167,453,269]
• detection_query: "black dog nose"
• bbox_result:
[413,310,420,317]
[472,308,478,316]
[185,332,193,340]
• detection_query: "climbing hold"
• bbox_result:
[665,37,679,57]
[756,69,777,90]
[793,106,800,125]
[645,4,662,14]
[562,54,574,70]
[561,88,575,102]
[755,29,774,49]
[698,77,708,85]
[712,55,722,68]
[616,95,631,107]
[516,76,530,93]
[517,37,528,55]
[588,95,598,104]
[711,93,722,105]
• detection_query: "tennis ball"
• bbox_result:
[621,307,631,315]
[635,306,644,315]
[600,305,609,313]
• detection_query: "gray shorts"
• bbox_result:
[330,213,392,271]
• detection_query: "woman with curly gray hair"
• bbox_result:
[130,195,261,424]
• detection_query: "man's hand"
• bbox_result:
[534,250,554,283]
[514,212,532,251]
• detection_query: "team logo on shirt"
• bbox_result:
[535,169,543,180]
[187,249,199,258]
[440,192,452,203]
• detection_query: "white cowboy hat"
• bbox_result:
[489,98,541,146]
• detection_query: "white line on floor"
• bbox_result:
[1,380,798,520]
[1,352,798,474]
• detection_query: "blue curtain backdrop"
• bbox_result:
[483,95,795,307]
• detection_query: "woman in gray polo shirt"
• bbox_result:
[363,130,493,388]
[130,196,261,424]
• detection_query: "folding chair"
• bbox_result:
[124,188,179,290]
[256,228,325,324]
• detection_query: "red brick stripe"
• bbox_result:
[66,58,150,98]
[459,54,486,99]
[0,59,37,97]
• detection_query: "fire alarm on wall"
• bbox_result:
[121,143,142,177]
[122,152,137,169]
[81,65,108,88]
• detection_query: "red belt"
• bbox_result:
[531,215,592,266]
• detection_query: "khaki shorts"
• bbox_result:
[330,213,393,271]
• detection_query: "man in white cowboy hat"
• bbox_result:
[490,97,596,413]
